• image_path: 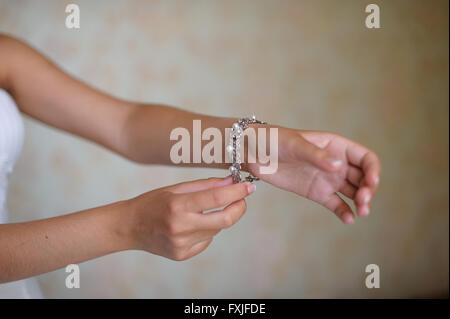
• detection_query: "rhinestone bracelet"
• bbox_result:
[226,115,267,183]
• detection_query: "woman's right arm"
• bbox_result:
[0,177,253,283]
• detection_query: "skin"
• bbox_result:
[0,34,381,283]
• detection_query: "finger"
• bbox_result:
[346,144,381,188]
[339,181,357,199]
[182,182,254,212]
[194,199,247,230]
[291,136,343,172]
[346,162,378,212]
[360,151,381,188]
[167,176,233,194]
[183,238,214,260]
[323,193,355,224]
[346,165,364,187]
[354,186,372,217]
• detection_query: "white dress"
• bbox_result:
[0,89,43,298]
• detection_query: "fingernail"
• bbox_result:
[360,206,370,216]
[325,158,343,168]
[374,176,379,185]
[343,213,354,224]
[364,195,371,204]
[247,183,256,194]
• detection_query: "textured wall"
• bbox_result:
[0,0,448,298]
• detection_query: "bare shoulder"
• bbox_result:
[0,33,23,48]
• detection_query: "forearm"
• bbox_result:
[122,104,238,169]
[0,201,133,283]
[0,34,241,168]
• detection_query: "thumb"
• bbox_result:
[166,176,233,194]
[291,136,343,172]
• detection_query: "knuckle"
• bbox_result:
[222,213,234,228]
[165,219,183,235]
[171,249,188,261]
[167,196,182,214]
[239,199,247,212]
[374,153,382,168]
[212,190,226,207]
[203,239,213,249]
[232,200,247,221]
[240,183,249,196]
[367,152,376,163]
[169,236,188,249]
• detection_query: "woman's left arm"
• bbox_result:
[0,34,330,169]
[0,34,381,223]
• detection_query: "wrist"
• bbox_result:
[237,122,268,175]
[108,199,140,251]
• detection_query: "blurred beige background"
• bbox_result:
[0,0,448,298]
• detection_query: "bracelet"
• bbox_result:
[226,115,267,183]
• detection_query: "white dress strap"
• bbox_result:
[0,89,43,298]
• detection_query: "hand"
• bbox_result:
[247,126,381,224]
[124,176,255,261]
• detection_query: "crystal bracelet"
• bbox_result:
[226,115,267,183]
